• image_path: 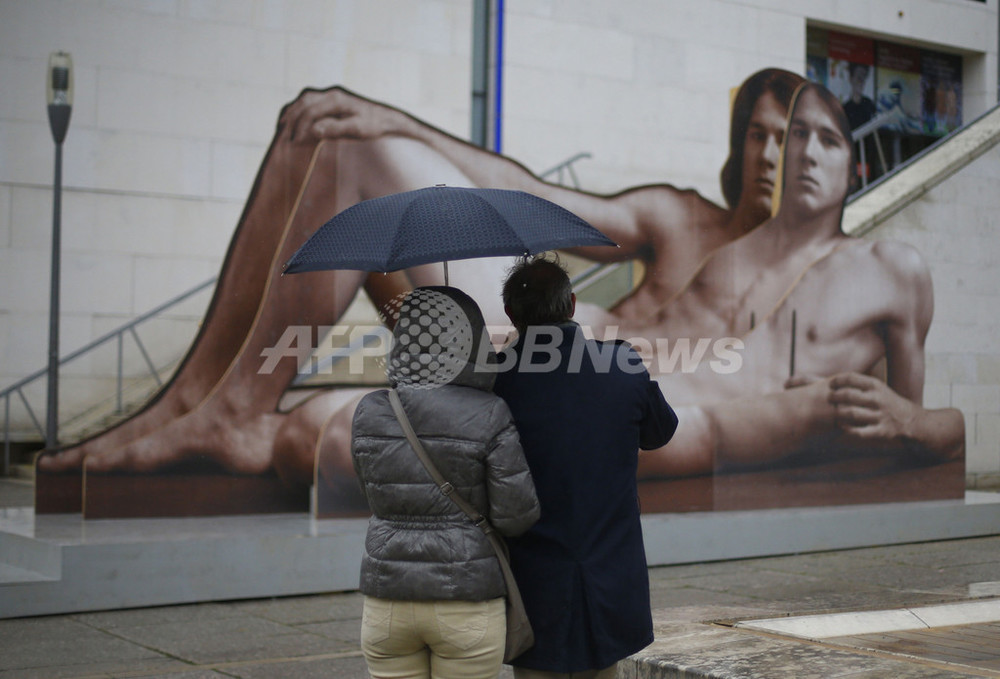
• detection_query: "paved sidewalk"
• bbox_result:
[1,474,998,678]
[0,535,996,677]
[629,537,1000,678]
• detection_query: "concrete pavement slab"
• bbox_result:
[228,592,364,626]
[103,617,340,665]
[0,616,188,678]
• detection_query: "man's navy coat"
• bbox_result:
[494,323,678,672]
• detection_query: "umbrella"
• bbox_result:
[282,185,616,280]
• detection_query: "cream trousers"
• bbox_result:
[361,596,506,679]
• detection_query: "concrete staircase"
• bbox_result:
[843,103,1000,237]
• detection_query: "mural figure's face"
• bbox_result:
[782,89,851,218]
[739,91,787,221]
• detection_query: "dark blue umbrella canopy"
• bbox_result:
[282,185,616,274]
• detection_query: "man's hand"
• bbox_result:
[827,372,918,443]
[783,372,964,462]
[785,372,919,443]
[280,86,405,143]
[828,372,965,462]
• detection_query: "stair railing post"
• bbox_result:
[116,332,124,414]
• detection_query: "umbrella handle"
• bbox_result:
[443,261,449,287]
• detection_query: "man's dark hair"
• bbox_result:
[720,68,805,209]
[502,255,574,331]
[848,62,870,79]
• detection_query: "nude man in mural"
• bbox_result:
[634,83,964,476]
[37,69,803,481]
[37,76,962,497]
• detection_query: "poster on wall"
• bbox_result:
[828,31,877,132]
[922,51,963,136]
[805,27,829,87]
[35,70,966,519]
[876,42,925,134]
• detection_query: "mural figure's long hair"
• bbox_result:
[720,68,805,209]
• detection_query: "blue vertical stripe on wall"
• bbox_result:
[494,0,504,153]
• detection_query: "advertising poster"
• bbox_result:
[805,27,829,87]
[36,72,965,519]
[922,51,963,136]
[828,31,877,132]
[876,43,924,134]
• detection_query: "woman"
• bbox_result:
[351,286,540,679]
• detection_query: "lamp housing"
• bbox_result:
[46,51,73,144]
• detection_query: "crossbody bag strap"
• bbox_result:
[387,388,495,535]
[388,388,525,630]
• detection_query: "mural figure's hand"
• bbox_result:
[779,372,963,463]
[827,372,917,444]
[281,86,406,143]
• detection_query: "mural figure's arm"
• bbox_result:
[638,379,838,479]
[875,239,934,403]
[851,240,964,461]
[637,374,963,482]
[282,86,673,264]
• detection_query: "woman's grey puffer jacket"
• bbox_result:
[351,286,540,602]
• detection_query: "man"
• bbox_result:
[842,62,877,132]
[633,82,964,477]
[842,62,881,182]
[493,256,678,677]
[38,69,798,486]
[41,77,959,512]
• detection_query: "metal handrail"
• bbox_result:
[0,150,600,470]
[846,101,1000,200]
[1,276,216,474]
[847,98,1000,203]
[851,112,895,190]
[537,151,632,295]
[540,152,592,188]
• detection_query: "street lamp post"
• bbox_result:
[45,51,73,450]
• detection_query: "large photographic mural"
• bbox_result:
[35,68,965,518]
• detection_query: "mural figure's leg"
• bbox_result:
[37,107,328,476]
[272,388,370,513]
[71,133,488,485]
[79,139,365,474]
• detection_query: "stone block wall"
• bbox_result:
[864,136,1000,486]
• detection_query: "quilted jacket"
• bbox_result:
[351,286,539,601]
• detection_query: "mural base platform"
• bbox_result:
[2,493,999,620]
